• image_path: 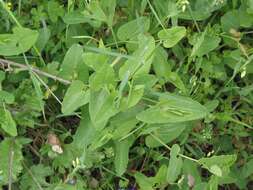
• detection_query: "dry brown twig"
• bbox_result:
[0,58,71,85]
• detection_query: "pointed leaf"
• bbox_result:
[0,27,38,56]
[89,89,118,129]
[119,35,155,79]
[117,17,150,41]
[158,26,186,48]
[137,93,208,123]
[58,44,85,80]
[90,63,115,90]
[62,81,89,115]
[114,137,134,176]
[0,109,17,136]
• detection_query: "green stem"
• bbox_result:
[149,132,199,163]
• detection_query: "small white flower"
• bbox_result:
[241,67,247,78]
[52,145,63,154]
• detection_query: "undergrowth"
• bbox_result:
[0,0,253,189]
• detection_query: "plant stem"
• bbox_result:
[149,132,199,163]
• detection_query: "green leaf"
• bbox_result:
[154,165,167,185]
[193,183,208,190]
[0,27,38,56]
[0,70,5,84]
[166,72,186,94]
[152,46,171,84]
[89,127,113,150]
[133,74,158,89]
[35,27,51,52]
[58,44,85,80]
[110,106,142,140]
[198,155,237,177]
[100,0,116,27]
[62,81,89,115]
[83,52,109,71]
[134,172,155,190]
[89,89,118,129]
[210,165,222,177]
[137,93,208,123]
[81,0,116,27]
[207,175,218,190]
[63,11,100,26]
[153,0,179,21]
[158,26,186,48]
[114,136,134,176]
[221,10,240,33]
[73,106,98,149]
[47,1,64,23]
[241,159,253,178]
[20,164,53,190]
[120,85,144,110]
[119,34,155,79]
[117,17,150,41]
[86,1,107,22]
[167,144,183,183]
[90,63,115,90]
[191,30,221,57]
[0,109,17,136]
[0,90,15,104]
[30,74,45,114]
[145,123,186,148]
[179,0,225,21]
[0,138,23,185]
[183,159,202,185]
[126,85,144,108]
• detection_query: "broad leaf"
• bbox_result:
[114,136,134,176]
[120,85,144,110]
[83,52,109,71]
[63,11,101,27]
[198,155,237,177]
[152,47,171,84]
[89,63,115,90]
[134,172,154,190]
[221,10,240,33]
[62,81,89,115]
[117,17,150,41]
[73,106,98,149]
[0,27,38,56]
[100,0,116,27]
[110,106,143,140]
[137,93,208,123]
[58,44,87,80]
[89,89,118,129]
[158,26,186,48]
[191,30,221,57]
[119,34,155,79]
[145,123,186,148]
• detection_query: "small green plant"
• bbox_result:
[0,0,252,189]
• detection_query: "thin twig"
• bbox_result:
[149,133,199,163]
[0,58,71,85]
